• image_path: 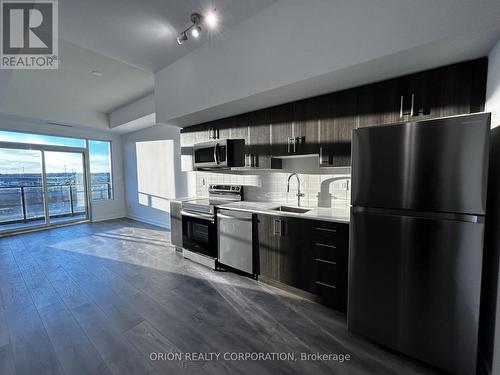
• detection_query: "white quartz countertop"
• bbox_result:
[171,197,197,203]
[218,201,350,224]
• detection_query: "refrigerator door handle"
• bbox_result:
[351,206,483,223]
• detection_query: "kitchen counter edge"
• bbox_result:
[217,204,350,224]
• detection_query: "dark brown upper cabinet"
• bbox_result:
[319,89,357,167]
[270,103,293,155]
[206,117,232,140]
[229,114,249,142]
[427,59,487,118]
[181,57,487,167]
[357,58,487,127]
[357,78,404,127]
[180,123,211,147]
[247,108,273,168]
[292,97,319,154]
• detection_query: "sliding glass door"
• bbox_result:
[0,148,46,231]
[45,151,88,224]
[0,145,89,234]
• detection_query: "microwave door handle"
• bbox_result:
[214,143,219,165]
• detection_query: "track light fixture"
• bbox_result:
[176,10,217,45]
[176,32,188,45]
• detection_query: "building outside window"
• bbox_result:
[88,140,113,200]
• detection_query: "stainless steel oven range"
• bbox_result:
[181,185,243,269]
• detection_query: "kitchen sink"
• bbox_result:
[271,206,311,214]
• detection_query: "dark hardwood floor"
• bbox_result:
[0,218,443,375]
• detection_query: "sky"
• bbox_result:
[0,131,111,174]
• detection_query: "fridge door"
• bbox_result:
[348,208,484,375]
[351,113,490,215]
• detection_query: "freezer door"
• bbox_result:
[351,113,490,215]
[217,210,254,275]
[348,208,484,375]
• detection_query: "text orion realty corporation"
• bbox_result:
[0,0,58,69]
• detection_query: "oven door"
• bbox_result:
[181,211,217,258]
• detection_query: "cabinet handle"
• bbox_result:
[400,94,416,118]
[315,258,337,265]
[274,219,282,236]
[315,281,336,289]
[208,128,219,139]
[319,147,329,165]
[315,243,337,249]
[400,95,404,118]
[315,227,337,233]
[410,93,415,117]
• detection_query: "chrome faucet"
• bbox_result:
[287,173,305,207]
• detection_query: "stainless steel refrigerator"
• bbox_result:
[348,113,491,375]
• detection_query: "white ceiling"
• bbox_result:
[0,0,276,130]
[59,0,277,73]
[0,40,154,130]
[154,0,500,128]
[1,0,500,133]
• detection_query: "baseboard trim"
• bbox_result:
[91,214,126,222]
[126,214,170,229]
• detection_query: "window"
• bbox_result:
[0,131,114,202]
[88,140,113,200]
[0,130,86,148]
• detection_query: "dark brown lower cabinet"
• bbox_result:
[170,201,183,249]
[257,214,349,312]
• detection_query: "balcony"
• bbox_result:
[0,183,111,231]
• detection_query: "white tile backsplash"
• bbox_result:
[191,158,351,208]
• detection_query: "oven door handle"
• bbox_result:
[181,210,215,222]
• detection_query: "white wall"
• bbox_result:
[109,92,155,129]
[486,38,500,375]
[121,124,192,228]
[0,114,126,221]
[487,40,500,129]
[193,159,350,209]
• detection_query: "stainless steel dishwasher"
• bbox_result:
[217,209,255,277]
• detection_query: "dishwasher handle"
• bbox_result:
[218,213,253,222]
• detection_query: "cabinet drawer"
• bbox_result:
[314,278,347,312]
[314,280,343,310]
[313,225,348,247]
[314,259,341,287]
[313,243,343,264]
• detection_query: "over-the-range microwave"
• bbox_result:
[193,139,245,169]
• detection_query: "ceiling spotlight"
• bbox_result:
[191,25,201,38]
[176,12,211,45]
[205,11,217,29]
[176,32,187,45]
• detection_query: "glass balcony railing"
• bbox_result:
[0,183,111,225]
